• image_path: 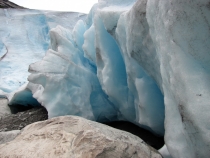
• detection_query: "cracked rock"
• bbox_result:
[0,115,162,158]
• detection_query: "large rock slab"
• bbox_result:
[0,115,162,158]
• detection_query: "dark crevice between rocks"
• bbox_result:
[104,121,164,150]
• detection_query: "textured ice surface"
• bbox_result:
[2,0,210,157]
[159,145,172,158]
[146,0,210,157]
[28,0,165,136]
[96,0,164,134]
[28,25,117,120]
[0,8,86,95]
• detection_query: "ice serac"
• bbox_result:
[96,0,210,157]
[11,0,210,157]
[28,0,165,137]
[0,8,86,96]
[28,25,118,121]
[97,0,165,134]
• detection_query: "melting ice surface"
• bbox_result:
[1,0,210,157]
[0,9,86,94]
[27,1,165,136]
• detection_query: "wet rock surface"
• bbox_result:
[0,106,48,132]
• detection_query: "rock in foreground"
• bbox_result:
[0,115,162,158]
[0,130,20,144]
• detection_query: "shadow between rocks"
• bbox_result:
[104,121,164,150]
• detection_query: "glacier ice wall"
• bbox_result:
[0,8,86,95]
[146,0,210,157]
[28,0,165,136]
[1,0,210,157]
[28,25,118,121]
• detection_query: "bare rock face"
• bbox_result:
[0,116,162,158]
[0,0,25,9]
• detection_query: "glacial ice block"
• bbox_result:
[0,8,86,95]
[28,25,118,121]
[94,0,165,135]
[6,0,210,157]
[94,13,136,122]
[27,0,165,136]
[82,25,96,65]
[98,0,210,156]
[84,0,210,157]
[145,0,210,157]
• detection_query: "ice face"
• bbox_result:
[107,0,165,135]
[28,25,118,121]
[94,13,135,122]
[2,0,210,157]
[0,9,86,95]
[27,0,165,136]
[146,0,210,157]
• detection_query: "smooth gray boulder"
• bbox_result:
[0,115,162,158]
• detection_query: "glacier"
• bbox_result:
[27,1,165,136]
[0,8,86,95]
[1,0,210,157]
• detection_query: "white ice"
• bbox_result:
[28,25,118,120]
[28,0,165,136]
[159,145,172,158]
[2,0,210,157]
[0,8,86,96]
